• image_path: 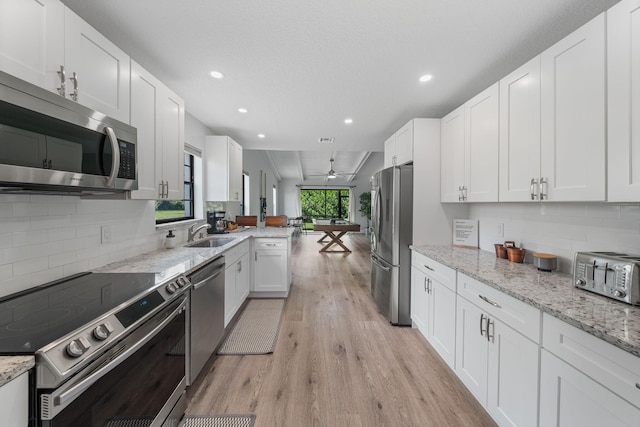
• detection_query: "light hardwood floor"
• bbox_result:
[186,233,496,426]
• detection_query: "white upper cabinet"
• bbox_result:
[608,0,640,202]
[441,83,499,202]
[130,60,184,200]
[441,106,466,202]
[464,83,499,202]
[540,13,606,201]
[0,2,130,123]
[383,134,396,168]
[64,8,130,123]
[383,119,415,168]
[205,136,243,202]
[499,57,542,202]
[0,0,64,91]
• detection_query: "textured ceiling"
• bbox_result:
[61,0,620,179]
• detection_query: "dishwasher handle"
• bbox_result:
[191,266,224,290]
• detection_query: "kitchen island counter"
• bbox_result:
[410,245,640,358]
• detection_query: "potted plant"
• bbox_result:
[359,192,372,234]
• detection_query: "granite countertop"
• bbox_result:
[0,356,34,387]
[410,245,640,358]
[95,226,294,275]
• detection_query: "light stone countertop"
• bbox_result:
[410,245,640,358]
[0,356,34,387]
[0,229,294,389]
[94,226,294,275]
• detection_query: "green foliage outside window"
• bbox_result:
[300,189,350,220]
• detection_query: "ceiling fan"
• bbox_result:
[308,158,357,180]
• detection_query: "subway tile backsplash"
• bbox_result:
[0,195,167,298]
[469,203,640,273]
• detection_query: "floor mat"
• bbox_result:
[217,298,285,355]
[183,415,256,427]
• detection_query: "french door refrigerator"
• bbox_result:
[370,164,413,325]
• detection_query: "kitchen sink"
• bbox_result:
[186,237,235,248]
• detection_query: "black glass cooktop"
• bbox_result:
[0,272,157,354]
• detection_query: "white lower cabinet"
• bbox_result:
[252,238,291,295]
[540,313,640,426]
[411,252,457,368]
[540,350,640,427]
[455,273,540,427]
[223,241,250,327]
[0,372,29,427]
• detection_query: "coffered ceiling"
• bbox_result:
[61,0,620,180]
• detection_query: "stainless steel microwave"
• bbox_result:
[0,70,137,195]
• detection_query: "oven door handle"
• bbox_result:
[53,299,186,411]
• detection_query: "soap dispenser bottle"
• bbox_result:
[165,230,177,249]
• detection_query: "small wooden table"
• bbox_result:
[313,222,360,253]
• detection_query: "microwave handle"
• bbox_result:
[103,126,120,187]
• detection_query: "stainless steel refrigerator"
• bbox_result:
[370,164,413,325]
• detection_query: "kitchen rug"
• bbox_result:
[183,415,256,427]
[217,298,285,355]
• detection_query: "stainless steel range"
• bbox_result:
[0,271,190,426]
[573,251,640,305]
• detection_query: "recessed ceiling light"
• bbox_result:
[344,118,353,124]
[419,74,433,82]
[258,134,265,138]
[238,108,248,113]
[210,70,224,79]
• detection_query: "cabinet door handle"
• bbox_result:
[463,186,468,201]
[237,260,242,272]
[255,252,257,262]
[158,182,164,198]
[424,277,428,293]
[479,294,502,308]
[487,318,495,343]
[636,383,640,390]
[70,72,79,101]
[480,313,487,337]
[57,65,66,96]
[539,177,548,200]
[530,178,538,200]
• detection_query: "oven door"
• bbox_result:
[39,296,187,427]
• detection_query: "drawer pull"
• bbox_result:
[479,294,502,308]
[424,264,435,271]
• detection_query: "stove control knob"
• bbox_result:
[66,337,91,358]
[575,279,586,287]
[165,282,177,294]
[93,322,114,341]
[614,289,627,298]
[176,277,187,288]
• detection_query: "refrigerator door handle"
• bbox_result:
[371,255,391,272]
[375,189,383,242]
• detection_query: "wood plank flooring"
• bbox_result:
[186,233,496,426]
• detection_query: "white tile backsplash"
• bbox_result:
[0,196,173,298]
[469,202,640,273]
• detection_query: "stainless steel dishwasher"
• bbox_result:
[187,255,225,385]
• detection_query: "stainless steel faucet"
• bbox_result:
[187,223,211,242]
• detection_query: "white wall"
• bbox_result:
[468,202,640,273]
[279,152,385,231]
[0,112,215,298]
